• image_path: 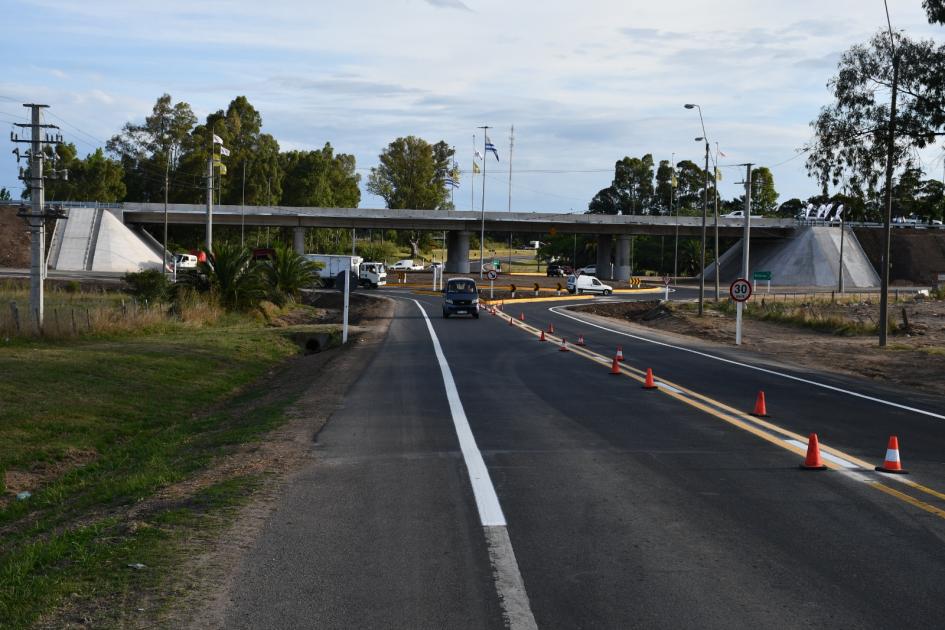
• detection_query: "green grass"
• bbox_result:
[0,313,321,628]
[677,299,879,336]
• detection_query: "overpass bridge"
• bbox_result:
[118,202,796,280]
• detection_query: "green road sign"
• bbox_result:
[753,271,772,281]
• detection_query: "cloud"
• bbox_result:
[424,0,472,10]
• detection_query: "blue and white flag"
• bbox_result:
[485,135,499,161]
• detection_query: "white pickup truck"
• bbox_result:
[390,259,424,271]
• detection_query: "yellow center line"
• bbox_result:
[502,312,945,518]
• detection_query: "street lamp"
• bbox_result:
[685,103,710,316]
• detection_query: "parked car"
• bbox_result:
[442,277,480,319]
[576,265,597,276]
[722,210,764,219]
[391,259,424,271]
[428,262,443,271]
[173,253,198,269]
[546,263,568,277]
[567,274,612,295]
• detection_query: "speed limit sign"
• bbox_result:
[730,278,752,302]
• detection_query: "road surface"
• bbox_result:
[225,287,945,629]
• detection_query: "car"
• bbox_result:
[546,263,567,277]
[391,259,423,271]
[722,210,764,219]
[567,274,612,295]
[173,253,198,269]
[576,265,597,276]
[428,262,443,271]
[442,277,480,319]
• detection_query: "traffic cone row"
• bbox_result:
[539,329,546,342]
[559,338,569,352]
[519,312,526,322]
[799,433,827,470]
[547,323,555,334]
[616,346,624,362]
[875,435,908,474]
[577,334,585,346]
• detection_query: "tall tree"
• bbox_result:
[587,154,655,215]
[673,160,708,215]
[367,136,453,210]
[751,167,779,215]
[0,187,11,201]
[654,160,674,215]
[926,0,945,24]
[107,93,197,202]
[24,144,125,202]
[281,143,361,207]
[805,30,945,194]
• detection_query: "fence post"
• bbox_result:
[9,301,20,334]
[86,308,92,331]
[71,308,78,336]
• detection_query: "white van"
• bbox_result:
[567,274,613,295]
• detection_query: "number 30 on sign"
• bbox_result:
[729,278,752,302]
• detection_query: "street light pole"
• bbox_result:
[685,104,710,316]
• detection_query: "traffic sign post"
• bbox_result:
[487,269,498,298]
[663,275,671,301]
[753,270,771,294]
[730,278,752,346]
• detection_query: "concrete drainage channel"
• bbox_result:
[287,331,341,354]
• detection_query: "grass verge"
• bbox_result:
[0,311,330,628]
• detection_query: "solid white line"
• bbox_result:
[411,299,537,630]
[549,306,945,421]
[412,299,505,526]
[784,439,858,469]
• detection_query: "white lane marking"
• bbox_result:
[549,305,945,421]
[411,299,538,630]
[656,381,681,394]
[412,299,505,526]
[784,439,858,469]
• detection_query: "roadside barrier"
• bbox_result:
[800,433,828,470]
[875,436,908,474]
[643,368,657,389]
[751,391,769,417]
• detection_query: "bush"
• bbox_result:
[64,280,81,294]
[262,245,320,306]
[357,240,400,263]
[124,269,170,304]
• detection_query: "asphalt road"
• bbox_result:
[226,287,945,629]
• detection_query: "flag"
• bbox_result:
[718,148,727,158]
[475,150,484,161]
[714,167,722,182]
[472,162,481,174]
[218,164,227,175]
[485,135,499,161]
[446,178,459,188]
[671,174,677,188]
[212,134,223,145]
[219,146,230,157]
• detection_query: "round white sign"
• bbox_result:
[730,278,752,302]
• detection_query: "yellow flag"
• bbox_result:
[218,164,227,175]
[472,162,481,174]
[671,174,677,188]
[715,167,722,182]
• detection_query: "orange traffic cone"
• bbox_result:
[609,356,621,374]
[539,330,546,342]
[616,346,624,362]
[751,391,768,417]
[547,323,555,334]
[519,312,526,322]
[799,433,828,470]
[875,436,908,474]
[577,334,586,346]
[559,338,569,352]
[643,368,657,389]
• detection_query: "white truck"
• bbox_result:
[303,254,387,288]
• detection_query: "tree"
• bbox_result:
[751,167,779,215]
[107,93,197,203]
[367,136,453,257]
[0,187,11,200]
[26,144,126,202]
[281,143,360,207]
[926,0,945,24]
[777,198,804,219]
[805,31,945,194]
[587,186,625,215]
[262,244,320,305]
[674,160,707,215]
[654,160,674,215]
[587,154,655,215]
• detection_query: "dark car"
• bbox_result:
[442,278,480,319]
[546,263,571,277]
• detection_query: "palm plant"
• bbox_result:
[263,244,321,305]
[196,242,267,311]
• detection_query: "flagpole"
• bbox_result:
[507,125,514,272]
[672,152,679,286]
[471,134,476,212]
[714,142,721,301]
[478,125,490,279]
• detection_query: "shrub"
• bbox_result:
[189,243,267,311]
[64,280,81,294]
[357,240,400,264]
[262,245,321,306]
[124,269,170,304]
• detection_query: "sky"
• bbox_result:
[1,0,943,213]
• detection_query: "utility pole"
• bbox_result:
[684,104,710,315]
[478,125,491,279]
[671,153,678,285]
[12,103,65,331]
[878,1,898,348]
[507,125,514,272]
[163,157,169,276]
[713,143,721,301]
[736,163,753,346]
[241,160,246,247]
[206,150,214,251]
[838,216,846,293]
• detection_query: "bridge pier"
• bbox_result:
[293,227,305,255]
[596,234,613,280]
[446,231,471,274]
[614,235,631,281]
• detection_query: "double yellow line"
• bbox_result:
[497,311,945,522]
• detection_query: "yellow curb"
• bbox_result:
[481,295,595,304]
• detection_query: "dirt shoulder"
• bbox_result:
[160,293,395,630]
[572,299,945,397]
